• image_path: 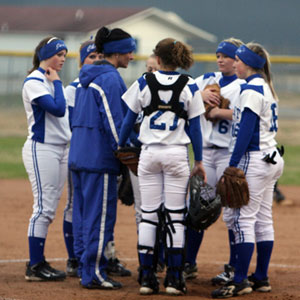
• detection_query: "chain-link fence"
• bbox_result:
[1,51,300,118]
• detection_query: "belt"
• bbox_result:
[205,145,226,149]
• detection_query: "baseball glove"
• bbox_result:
[204,83,230,122]
[186,175,222,231]
[216,166,249,208]
[118,164,134,206]
[115,146,141,176]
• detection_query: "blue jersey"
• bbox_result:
[68,62,127,174]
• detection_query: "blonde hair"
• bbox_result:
[222,37,244,48]
[153,38,193,70]
[246,42,278,99]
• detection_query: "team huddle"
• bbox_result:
[21,25,284,298]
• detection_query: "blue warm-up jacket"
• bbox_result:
[68,61,127,174]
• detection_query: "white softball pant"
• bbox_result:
[22,139,69,238]
[202,147,234,228]
[138,144,190,249]
[232,147,284,244]
[129,169,142,226]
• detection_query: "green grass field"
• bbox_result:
[0,136,27,178]
[0,92,299,183]
[0,136,299,185]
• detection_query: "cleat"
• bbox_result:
[164,272,187,295]
[106,258,131,277]
[66,258,79,277]
[183,262,197,280]
[139,271,159,295]
[248,273,271,292]
[211,279,252,298]
[211,264,234,285]
[81,277,122,290]
[25,260,66,281]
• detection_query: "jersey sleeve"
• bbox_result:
[186,79,205,120]
[65,84,76,108]
[122,79,143,113]
[23,79,50,103]
[241,89,263,116]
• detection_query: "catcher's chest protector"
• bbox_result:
[143,72,189,121]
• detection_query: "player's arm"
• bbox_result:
[188,116,207,182]
[119,108,138,147]
[207,107,233,120]
[33,80,66,117]
[229,108,258,167]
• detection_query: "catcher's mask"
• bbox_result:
[187,175,222,231]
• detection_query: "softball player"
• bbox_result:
[22,37,71,281]
[184,38,245,283]
[212,43,284,298]
[129,54,167,272]
[68,26,135,290]
[64,40,102,277]
[119,38,206,295]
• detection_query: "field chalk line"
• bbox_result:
[0,258,299,269]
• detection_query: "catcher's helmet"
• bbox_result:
[187,175,222,231]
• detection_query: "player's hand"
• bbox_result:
[45,67,61,82]
[201,89,220,106]
[190,161,207,183]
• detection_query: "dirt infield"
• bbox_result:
[0,179,299,300]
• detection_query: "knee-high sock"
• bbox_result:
[29,236,46,265]
[185,228,204,265]
[254,241,274,280]
[63,220,75,259]
[234,243,254,283]
[228,229,237,268]
[167,247,184,279]
[139,253,154,276]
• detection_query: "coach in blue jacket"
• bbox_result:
[68,26,135,290]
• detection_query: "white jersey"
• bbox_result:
[122,71,205,145]
[230,75,278,152]
[22,68,71,145]
[195,72,244,148]
[65,77,80,108]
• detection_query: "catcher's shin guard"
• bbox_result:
[164,206,186,248]
[138,204,164,273]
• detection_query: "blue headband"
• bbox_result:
[80,43,97,64]
[236,45,266,69]
[103,37,136,54]
[216,41,238,59]
[38,38,68,61]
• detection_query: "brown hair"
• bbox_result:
[153,38,194,70]
[28,36,57,74]
[246,42,278,99]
